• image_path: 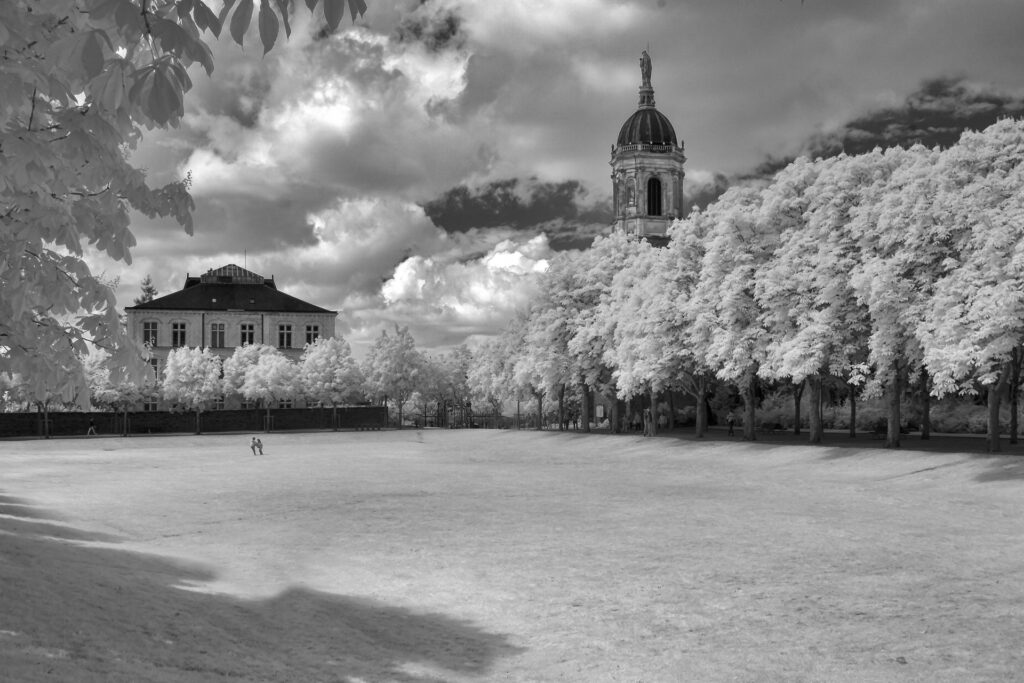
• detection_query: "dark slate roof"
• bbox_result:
[617,107,678,147]
[126,265,335,314]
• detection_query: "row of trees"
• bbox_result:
[50,326,478,431]
[472,119,1024,452]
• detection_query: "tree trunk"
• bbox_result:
[920,368,931,441]
[333,403,338,431]
[885,365,901,449]
[742,373,757,441]
[808,376,823,444]
[265,404,272,432]
[793,379,805,436]
[668,392,676,431]
[558,384,566,431]
[848,382,857,438]
[38,403,51,439]
[988,363,1011,453]
[1010,348,1020,445]
[649,388,657,437]
[580,381,591,433]
[536,391,543,431]
[611,397,621,434]
[695,374,708,438]
[195,408,201,435]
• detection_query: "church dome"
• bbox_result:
[616,107,677,147]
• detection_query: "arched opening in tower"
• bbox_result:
[647,177,663,216]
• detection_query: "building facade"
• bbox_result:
[610,50,686,245]
[125,264,337,409]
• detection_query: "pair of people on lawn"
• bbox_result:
[250,437,264,455]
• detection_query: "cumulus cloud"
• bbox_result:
[365,233,553,349]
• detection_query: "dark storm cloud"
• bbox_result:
[421,178,614,250]
[426,50,515,122]
[394,2,464,52]
[748,77,1024,178]
[423,179,597,231]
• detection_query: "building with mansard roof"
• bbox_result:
[610,50,686,246]
[124,264,337,410]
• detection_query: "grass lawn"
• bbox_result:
[1,429,1022,682]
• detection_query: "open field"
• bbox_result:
[1,429,1023,682]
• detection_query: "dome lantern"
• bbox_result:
[610,50,686,245]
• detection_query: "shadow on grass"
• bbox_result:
[613,427,1024,482]
[0,492,523,682]
[973,457,1024,483]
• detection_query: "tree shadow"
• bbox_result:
[0,492,524,682]
[973,457,1024,483]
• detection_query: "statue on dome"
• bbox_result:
[640,50,652,87]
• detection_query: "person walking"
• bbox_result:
[250,437,259,455]
[86,418,97,436]
[643,407,653,437]
[255,438,263,455]
[726,410,737,436]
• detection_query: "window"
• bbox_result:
[142,321,158,346]
[143,397,159,412]
[646,177,662,216]
[305,325,319,345]
[278,324,292,349]
[212,395,225,410]
[279,398,294,409]
[148,358,160,382]
[241,399,257,410]
[210,322,225,348]
[171,322,187,347]
[240,323,255,346]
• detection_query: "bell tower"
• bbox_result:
[610,50,686,245]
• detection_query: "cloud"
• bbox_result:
[747,77,1024,178]
[394,2,464,52]
[364,233,553,349]
[683,171,731,215]
[421,177,612,250]
[422,178,592,230]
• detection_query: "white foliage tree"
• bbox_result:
[162,346,222,433]
[847,144,943,447]
[363,325,425,428]
[240,350,299,430]
[222,343,278,401]
[689,186,775,439]
[299,336,364,429]
[603,217,710,434]
[917,119,1024,451]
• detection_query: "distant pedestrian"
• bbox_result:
[726,411,736,436]
[86,418,97,436]
[250,437,258,455]
[255,438,263,455]
[631,412,642,432]
[643,407,653,437]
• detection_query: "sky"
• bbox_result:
[100,0,1024,358]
